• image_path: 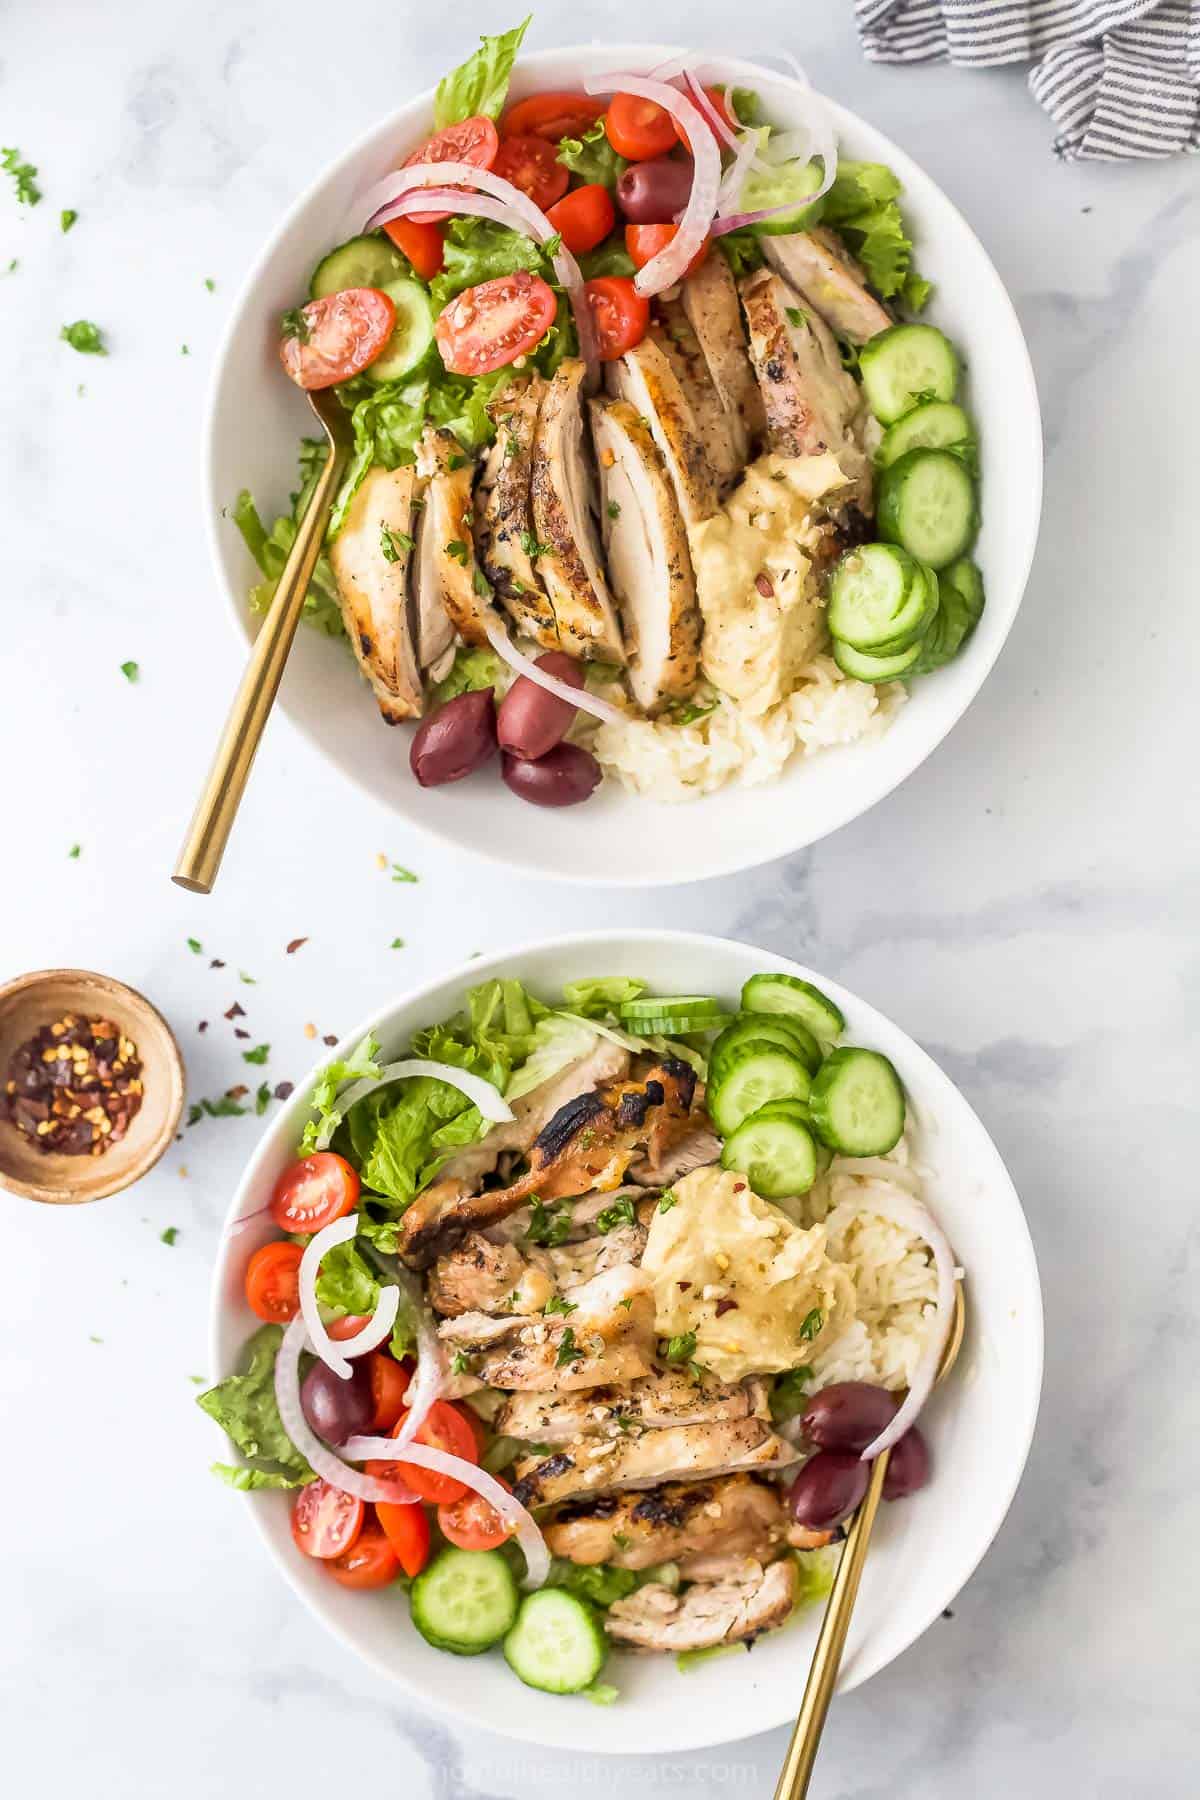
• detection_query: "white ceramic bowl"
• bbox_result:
[205,44,1042,888]
[208,929,1042,1755]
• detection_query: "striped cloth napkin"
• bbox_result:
[854,0,1200,160]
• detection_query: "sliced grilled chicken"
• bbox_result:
[544,1472,785,1570]
[651,309,741,494]
[328,464,424,723]
[762,226,892,344]
[497,1371,768,1445]
[427,1231,553,1319]
[680,254,764,459]
[530,359,626,662]
[590,400,701,712]
[608,336,719,530]
[439,1264,655,1392]
[628,1117,721,1186]
[544,1219,648,1287]
[409,486,456,681]
[512,1417,791,1508]
[605,1557,796,1652]
[475,375,560,649]
[414,428,490,646]
[739,267,864,465]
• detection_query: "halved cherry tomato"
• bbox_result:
[492,135,569,210]
[625,223,710,279]
[326,1519,401,1589]
[279,289,396,392]
[291,1478,364,1560]
[270,1151,360,1234]
[435,271,558,377]
[367,1399,479,1504]
[675,86,736,155]
[243,1239,304,1323]
[375,1497,431,1577]
[368,1351,412,1433]
[605,92,677,161]
[326,1313,373,1342]
[403,115,500,223]
[382,216,444,281]
[438,1476,514,1552]
[502,92,605,142]
[545,183,615,256]
[584,275,650,362]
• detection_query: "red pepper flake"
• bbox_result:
[225,1084,249,1101]
[224,1002,245,1020]
[286,937,308,955]
[714,1298,739,1317]
[197,1021,208,1034]
[322,1034,338,1047]
[234,1028,250,1040]
[732,1182,746,1192]
[274,1080,295,1101]
[210,958,225,969]
[677,1280,692,1292]
[2,1013,144,1157]
[755,573,774,598]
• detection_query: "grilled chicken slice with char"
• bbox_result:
[605,1556,796,1652]
[530,359,626,662]
[512,1416,791,1508]
[426,1231,553,1319]
[628,1116,721,1186]
[608,336,719,530]
[415,428,490,646]
[740,267,866,470]
[328,464,424,723]
[544,1473,786,1570]
[680,253,764,459]
[497,1371,768,1445]
[590,401,701,712]
[474,375,561,649]
[439,1264,655,1392]
[762,227,892,344]
[651,309,742,494]
[409,488,457,683]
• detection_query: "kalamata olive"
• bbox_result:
[801,1381,899,1453]
[300,1359,374,1445]
[497,652,584,760]
[616,156,695,224]
[501,743,601,807]
[883,1427,931,1501]
[409,688,498,787]
[787,1450,869,1530]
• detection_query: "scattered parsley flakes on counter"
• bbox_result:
[3,258,17,276]
[187,1094,248,1125]
[390,937,405,949]
[2,146,39,205]
[61,319,107,355]
[188,1374,205,1384]
[239,970,256,985]
[60,208,78,232]
[88,1334,103,1344]
[204,277,216,291]
[120,660,139,683]
[242,1043,269,1065]
[161,1226,178,1246]
[285,937,308,954]
[187,937,202,954]
[391,864,418,883]
[255,1082,272,1115]
[181,343,190,356]
[68,844,80,859]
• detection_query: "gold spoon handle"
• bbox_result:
[773,1448,892,1800]
[173,427,349,894]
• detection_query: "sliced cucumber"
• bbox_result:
[736,154,824,236]
[859,323,959,425]
[619,995,725,1027]
[827,543,935,654]
[878,400,974,469]
[877,449,976,570]
[364,278,436,384]
[627,1013,736,1037]
[834,634,924,683]
[712,1015,822,1081]
[503,1589,607,1694]
[410,1547,519,1656]
[740,973,845,1045]
[908,557,985,676]
[721,1101,819,1198]
[310,233,407,300]
[808,1048,906,1156]
[708,1041,812,1137]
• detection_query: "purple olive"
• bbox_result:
[801,1382,899,1454]
[410,689,498,787]
[787,1450,869,1531]
[883,1427,931,1501]
[300,1359,373,1445]
[501,742,601,807]
[616,156,695,224]
[497,652,584,760]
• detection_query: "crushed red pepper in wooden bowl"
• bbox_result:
[3,1013,144,1156]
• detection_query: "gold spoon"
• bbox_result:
[773,1280,966,1800]
[172,388,353,894]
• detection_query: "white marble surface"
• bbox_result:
[1,0,1196,1793]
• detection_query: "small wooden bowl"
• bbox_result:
[0,969,185,1204]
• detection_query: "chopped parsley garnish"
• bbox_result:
[662,1331,697,1364]
[448,452,469,470]
[68,844,81,859]
[555,1327,584,1367]
[445,539,470,565]
[519,530,552,560]
[503,434,519,460]
[798,1307,824,1342]
[786,306,808,328]
[181,343,190,355]
[120,660,139,683]
[380,524,413,562]
[279,307,310,342]
[2,146,40,205]
[769,1366,814,1424]
[606,500,621,520]
[612,1531,631,1547]
[186,1094,247,1124]
[254,1082,272,1116]
[242,1043,270,1065]
[594,1195,637,1233]
[526,1198,573,1248]
[391,864,418,883]
[204,277,216,291]
[543,1295,578,1317]
[186,937,202,954]
[450,1351,471,1376]
[60,208,78,233]
[61,319,107,355]
[472,567,493,598]
[3,258,17,275]
[657,1190,679,1213]
[390,937,405,949]
[161,1226,178,1246]
[239,970,257,985]
[672,697,719,727]
[617,1297,633,1312]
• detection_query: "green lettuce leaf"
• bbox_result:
[297,1031,384,1154]
[464,976,549,1063]
[793,1543,840,1608]
[430,645,504,705]
[556,118,626,189]
[313,1238,379,1314]
[211,1462,310,1492]
[769,1365,814,1424]
[429,217,545,311]
[504,1013,603,1103]
[434,16,531,129]
[561,976,646,1018]
[196,1325,313,1488]
[235,438,345,637]
[716,230,765,281]
[820,160,930,309]
[348,1034,505,1207]
[676,1642,748,1673]
[578,234,637,281]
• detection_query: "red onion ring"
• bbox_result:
[299,1216,361,1378]
[484,617,624,724]
[681,69,742,154]
[710,198,824,237]
[313,1057,513,1154]
[224,1200,272,1240]
[273,1317,418,1504]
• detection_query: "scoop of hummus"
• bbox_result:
[641,1166,856,1382]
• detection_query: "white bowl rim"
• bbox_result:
[207,926,1044,1754]
[202,43,1043,889]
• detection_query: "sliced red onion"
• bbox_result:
[273,1317,418,1504]
[484,617,624,724]
[299,1216,361,1378]
[681,69,741,153]
[343,1434,550,1588]
[384,1266,446,1454]
[314,1058,513,1153]
[710,198,823,237]
[225,1200,272,1240]
[583,73,720,296]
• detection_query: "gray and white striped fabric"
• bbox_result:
[854,0,1200,160]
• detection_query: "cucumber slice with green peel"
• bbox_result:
[503,1590,607,1694]
[713,1016,823,1081]
[310,234,408,299]
[619,995,726,1028]
[364,278,436,383]
[827,543,935,653]
[876,449,977,570]
[859,323,959,424]
[834,634,925,683]
[739,974,845,1044]
[410,1547,519,1655]
[808,1048,906,1155]
[707,1041,812,1136]
[735,155,824,235]
[627,1013,736,1037]
[721,1102,819,1198]
[878,400,974,468]
[908,557,985,676]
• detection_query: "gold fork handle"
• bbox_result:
[172,431,349,894]
[773,1448,892,1800]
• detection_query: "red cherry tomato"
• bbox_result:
[435,271,558,377]
[290,1478,364,1560]
[437,1476,514,1552]
[491,135,569,210]
[325,1520,401,1589]
[605,92,678,161]
[402,115,500,223]
[545,183,615,256]
[375,1498,432,1577]
[366,1399,479,1504]
[382,216,444,281]
[675,85,736,155]
[326,1313,373,1342]
[502,92,606,142]
[584,275,650,362]
[243,1240,303,1323]
[368,1352,412,1433]
[279,289,396,391]
[624,223,709,279]
[269,1151,360,1234]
